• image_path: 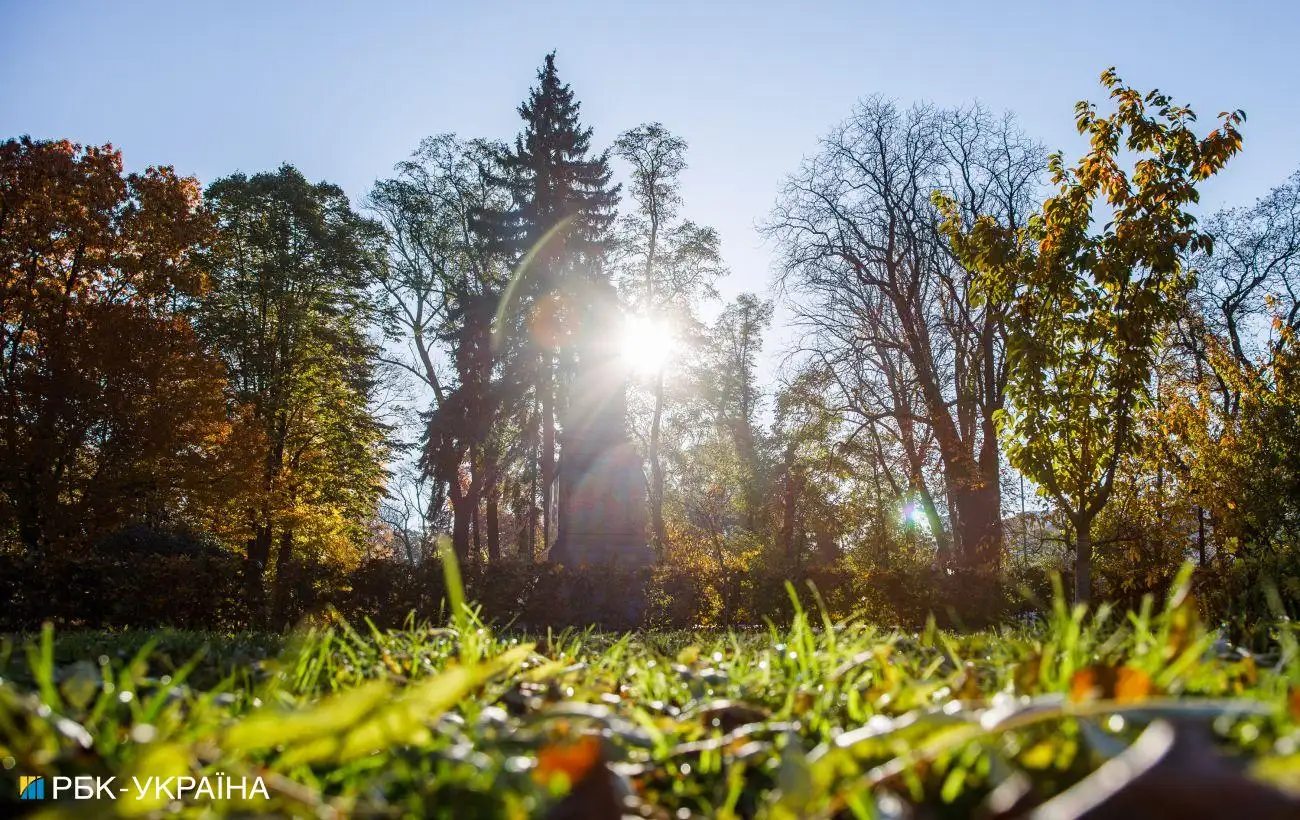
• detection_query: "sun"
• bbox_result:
[620,314,674,376]
[900,501,930,529]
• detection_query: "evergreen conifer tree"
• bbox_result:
[475,52,621,557]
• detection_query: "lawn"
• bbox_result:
[2,571,1299,819]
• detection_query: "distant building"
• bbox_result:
[1002,509,1066,567]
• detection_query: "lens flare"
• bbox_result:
[621,314,673,376]
[901,502,929,528]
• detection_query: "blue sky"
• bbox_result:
[4,0,1298,372]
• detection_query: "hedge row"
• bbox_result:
[0,550,1047,633]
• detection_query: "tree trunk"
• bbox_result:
[1074,516,1093,604]
[918,484,950,561]
[541,357,555,557]
[486,487,501,564]
[470,504,481,563]
[1196,506,1207,567]
[710,529,731,627]
[649,366,667,550]
[735,420,762,532]
[247,427,284,625]
[448,479,471,562]
[955,480,1003,575]
[271,526,294,629]
[897,411,952,560]
[529,397,540,563]
[906,317,1003,577]
[869,454,890,568]
[974,413,1004,575]
[467,444,482,565]
[471,504,481,563]
[244,524,272,625]
[17,486,44,552]
[814,517,838,564]
[779,462,799,564]
[938,459,998,570]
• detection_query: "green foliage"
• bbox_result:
[199,165,391,600]
[0,546,252,632]
[479,52,619,274]
[1199,548,1300,650]
[0,550,665,634]
[939,69,1246,601]
[1213,334,1300,550]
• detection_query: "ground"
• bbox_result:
[2,578,1299,818]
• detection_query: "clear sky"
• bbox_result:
[4,0,1298,373]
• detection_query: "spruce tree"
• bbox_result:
[478,52,619,286]
[476,52,620,558]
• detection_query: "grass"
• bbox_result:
[2,568,1299,818]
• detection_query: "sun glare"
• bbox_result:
[900,502,929,528]
[621,314,674,376]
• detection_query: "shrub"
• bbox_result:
[4,536,1291,635]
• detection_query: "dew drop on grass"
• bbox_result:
[504,755,533,773]
[131,724,157,743]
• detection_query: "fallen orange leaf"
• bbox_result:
[535,735,602,787]
[1114,666,1152,703]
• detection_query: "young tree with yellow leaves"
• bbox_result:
[939,70,1245,602]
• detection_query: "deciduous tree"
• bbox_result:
[370,135,515,563]
[612,122,725,549]
[0,137,244,552]
[199,165,390,622]
[941,69,1245,602]
[769,102,1042,581]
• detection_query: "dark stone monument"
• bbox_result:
[550,282,653,572]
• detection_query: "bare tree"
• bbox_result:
[1182,168,1300,416]
[767,100,1042,577]
[613,123,726,549]
[379,462,443,563]
[368,135,512,562]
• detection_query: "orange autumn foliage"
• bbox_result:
[0,137,259,551]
